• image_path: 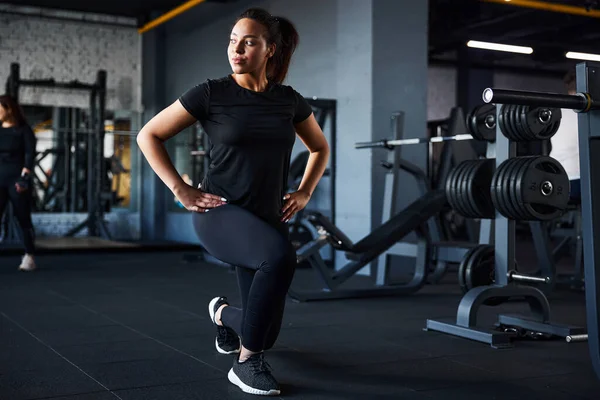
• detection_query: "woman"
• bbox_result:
[137,7,329,396]
[0,95,37,271]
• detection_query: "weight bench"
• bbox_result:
[290,190,448,302]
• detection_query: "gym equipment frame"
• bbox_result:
[426,62,600,382]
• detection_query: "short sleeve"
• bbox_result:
[293,90,313,124]
[179,82,210,121]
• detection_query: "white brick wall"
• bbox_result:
[0,14,142,112]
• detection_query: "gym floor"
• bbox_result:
[1,249,598,400]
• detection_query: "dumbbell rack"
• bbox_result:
[425,88,590,349]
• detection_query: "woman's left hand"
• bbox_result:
[281,190,311,223]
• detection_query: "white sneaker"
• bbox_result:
[18,254,36,271]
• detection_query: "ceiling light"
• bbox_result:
[566,51,600,62]
[467,40,533,54]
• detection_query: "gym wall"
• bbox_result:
[0,12,142,112]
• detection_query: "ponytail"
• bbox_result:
[236,8,299,84]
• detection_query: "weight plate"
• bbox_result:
[454,161,474,217]
[458,246,479,294]
[514,156,538,220]
[526,107,562,140]
[502,157,524,220]
[446,163,462,215]
[476,103,497,142]
[501,105,515,141]
[461,160,480,218]
[467,159,496,219]
[447,162,468,214]
[509,104,524,142]
[490,160,505,218]
[467,106,483,140]
[491,159,512,219]
[516,156,570,221]
[514,105,530,142]
[445,165,459,211]
[465,244,495,291]
[510,156,534,220]
[498,105,513,141]
[539,108,562,139]
[518,105,535,141]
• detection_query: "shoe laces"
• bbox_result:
[247,353,273,375]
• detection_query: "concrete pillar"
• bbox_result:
[140,23,168,241]
[371,0,429,227]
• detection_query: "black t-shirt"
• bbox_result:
[179,75,313,225]
[0,125,36,179]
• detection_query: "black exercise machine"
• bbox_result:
[427,62,600,382]
[5,62,111,239]
[288,108,495,302]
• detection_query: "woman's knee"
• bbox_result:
[258,240,296,275]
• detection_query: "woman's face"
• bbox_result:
[0,103,8,122]
[228,18,275,76]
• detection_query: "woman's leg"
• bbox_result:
[218,267,255,336]
[219,266,286,351]
[193,204,296,352]
[9,185,36,255]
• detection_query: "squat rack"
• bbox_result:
[5,62,111,240]
[426,61,600,382]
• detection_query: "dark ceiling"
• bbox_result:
[0,0,233,22]
[429,0,600,75]
[2,0,599,75]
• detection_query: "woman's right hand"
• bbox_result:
[174,184,227,212]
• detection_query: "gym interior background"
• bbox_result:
[2,0,600,399]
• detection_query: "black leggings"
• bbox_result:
[0,184,35,254]
[193,204,296,352]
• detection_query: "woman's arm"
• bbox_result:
[294,114,330,197]
[136,101,197,194]
[281,114,330,222]
[136,100,226,211]
[22,125,37,175]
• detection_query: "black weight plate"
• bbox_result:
[461,160,480,218]
[455,161,474,217]
[497,158,518,219]
[509,104,525,142]
[514,105,530,142]
[447,162,465,215]
[447,162,464,214]
[517,156,570,220]
[458,246,478,294]
[539,108,562,140]
[490,159,511,219]
[467,106,483,140]
[465,245,495,291]
[502,157,523,220]
[476,103,497,142]
[526,107,561,140]
[445,165,459,210]
[501,105,516,141]
[447,162,467,213]
[510,156,534,220]
[468,159,496,219]
[498,105,513,141]
[519,105,536,141]
[514,156,538,220]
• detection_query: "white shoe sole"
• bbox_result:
[228,368,281,396]
[208,297,221,324]
[209,297,240,354]
[215,337,240,354]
